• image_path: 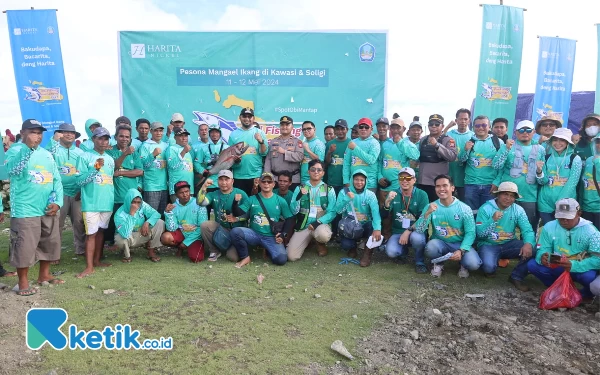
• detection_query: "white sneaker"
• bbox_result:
[208,252,221,262]
[458,266,470,278]
[431,264,444,277]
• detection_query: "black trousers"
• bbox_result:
[104,203,123,245]
[418,184,438,203]
[233,178,257,197]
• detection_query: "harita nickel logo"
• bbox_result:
[130,44,146,58]
[359,42,375,62]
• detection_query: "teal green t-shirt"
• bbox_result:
[537,147,582,213]
[581,156,600,213]
[446,129,474,188]
[383,187,429,234]
[500,142,545,203]
[228,127,269,179]
[76,149,115,212]
[335,187,382,230]
[475,199,535,247]
[164,199,207,246]
[204,188,249,228]
[106,148,143,204]
[6,143,64,218]
[458,135,508,185]
[377,138,420,191]
[139,139,168,192]
[239,193,293,237]
[325,138,350,186]
[45,138,84,197]
[166,144,196,195]
[342,136,381,189]
[273,188,294,206]
[414,197,475,251]
[301,138,326,184]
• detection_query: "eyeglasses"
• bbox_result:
[540,122,556,128]
[260,180,274,184]
[517,128,534,134]
[309,168,323,172]
[358,125,371,130]
[473,123,487,129]
[428,123,441,127]
[241,114,253,118]
[302,127,314,131]
[398,176,413,181]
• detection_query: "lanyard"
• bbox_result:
[551,152,566,178]
[309,184,321,206]
[401,188,414,213]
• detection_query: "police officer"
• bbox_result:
[264,116,304,191]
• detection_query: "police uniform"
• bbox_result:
[264,116,304,186]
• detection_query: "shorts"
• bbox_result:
[10,216,60,268]
[83,211,112,235]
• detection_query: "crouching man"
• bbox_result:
[414,174,481,278]
[476,182,536,290]
[528,198,600,300]
[287,160,337,260]
[161,181,208,262]
[114,189,165,263]
[198,170,249,262]
[230,172,294,268]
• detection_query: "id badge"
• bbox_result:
[402,218,411,228]
[309,206,318,218]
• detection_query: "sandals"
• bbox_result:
[37,278,65,286]
[121,257,132,263]
[147,256,161,262]
[16,287,37,296]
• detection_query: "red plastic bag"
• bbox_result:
[539,271,582,310]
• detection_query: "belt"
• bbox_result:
[272,170,300,176]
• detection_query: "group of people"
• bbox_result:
[1,107,600,304]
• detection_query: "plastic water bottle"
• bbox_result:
[47,191,57,205]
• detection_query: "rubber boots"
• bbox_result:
[360,247,373,267]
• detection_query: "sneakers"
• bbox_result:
[458,266,470,278]
[508,276,530,292]
[431,264,444,277]
[207,252,221,262]
[415,264,428,274]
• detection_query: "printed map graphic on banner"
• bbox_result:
[118,31,387,140]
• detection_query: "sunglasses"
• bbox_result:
[540,122,556,127]
[473,123,487,129]
[398,176,413,181]
[241,114,253,118]
[517,128,534,134]
[260,180,274,184]
[428,123,441,127]
[302,127,314,131]
[358,125,371,130]
[309,168,323,172]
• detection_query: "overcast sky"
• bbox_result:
[0,0,599,135]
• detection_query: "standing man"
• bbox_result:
[476,182,536,290]
[417,114,458,202]
[287,159,337,260]
[165,112,185,146]
[230,172,295,268]
[500,120,545,231]
[229,107,269,196]
[350,124,359,140]
[264,116,303,189]
[491,118,509,143]
[6,119,64,295]
[139,122,169,214]
[46,123,86,257]
[375,117,390,144]
[273,170,294,206]
[300,120,326,184]
[414,174,481,278]
[201,124,229,214]
[105,125,144,248]
[325,119,350,238]
[535,114,562,150]
[194,122,210,149]
[323,125,335,143]
[166,128,195,202]
[343,118,381,192]
[445,108,473,201]
[377,118,420,239]
[134,118,151,151]
[75,127,115,278]
[458,115,509,213]
[407,118,423,176]
[80,118,102,152]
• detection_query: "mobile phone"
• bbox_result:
[549,254,562,263]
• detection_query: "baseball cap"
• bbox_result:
[174,128,191,136]
[428,114,444,124]
[208,123,221,132]
[55,123,81,138]
[555,198,580,220]
[376,117,389,125]
[115,116,131,126]
[409,120,423,129]
[218,170,233,179]
[174,181,191,193]
[151,121,164,130]
[240,107,254,116]
[21,119,47,132]
[516,120,535,130]
[92,127,110,138]
[334,119,348,128]
[279,116,293,124]
[492,181,522,198]
[357,118,373,127]
[259,172,274,181]
[171,113,184,122]
[390,118,405,127]
[398,167,415,177]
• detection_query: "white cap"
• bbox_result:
[516,120,535,130]
[171,113,184,122]
[398,167,416,178]
[551,128,574,145]
[555,198,580,219]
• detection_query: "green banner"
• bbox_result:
[118,31,387,141]
[474,5,524,135]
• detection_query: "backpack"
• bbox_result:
[544,153,577,169]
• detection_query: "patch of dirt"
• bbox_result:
[317,288,600,375]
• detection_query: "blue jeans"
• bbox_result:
[517,201,539,234]
[424,239,482,270]
[230,227,287,265]
[479,239,535,280]
[340,222,373,251]
[464,184,494,212]
[527,259,598,298]
[386,232,427,265]
[539,212,555,226]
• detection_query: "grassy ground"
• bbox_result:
[0,220,530,375]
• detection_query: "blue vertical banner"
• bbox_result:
[595,25,600,113]
[6,9,71,146]
[531,37,577,128]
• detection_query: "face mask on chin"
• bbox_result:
[585,126,600,137]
